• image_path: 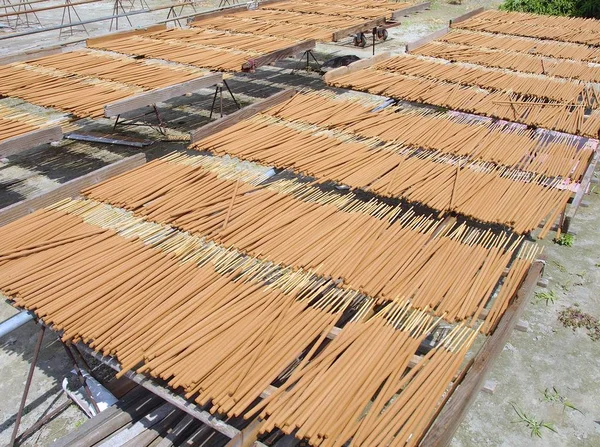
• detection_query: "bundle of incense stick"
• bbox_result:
[262,91,592,180]
[372,54,593,106]
[0,205,366,419]
[328,68,599,137]
[70,191,539,335]
[88,28,301,72]
[245,307,479,446]
[0,51,209,118]
[192,115,573,233]
[0,104,60,142]
[416,40,600,83]
[261,0,403,19]
[25,50,206,90]
[301,0,409,11]
[454,10,600,46]
[440,29,600,64]
[192,14,334,41]
[82,154,531,322]
[482,242,540,333]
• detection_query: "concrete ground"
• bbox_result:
[0,0,598,445]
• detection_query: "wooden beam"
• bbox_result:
[420,259,545,447]
[0,154,145,227]
[323,51,391,83]
[224,419,264,447]
[104,73,222,117]
[242,39,316,71]
[190,89,297,143]
[0,43,84,65]
[391,1,431,21]
[405,26,449,52]
[562,150,599,233]
[86,24,167,47]
[0,126,62,158]
[449,7,484,26]
[332,16,387,42]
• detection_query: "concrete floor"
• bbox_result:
[1,0,598,445]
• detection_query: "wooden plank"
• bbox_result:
[97,402,176,447]
[323,51,391,83]
[332,16,387,42]
[104,73,222,117]
[51,386,157,447]
[155,414,197,447]
[242,39,316,71]
[420,259,545,447]
[391,1,431,21]
[562,150,599,233]
[405,26,449,52]
[0,126,62,158]
[190,89,297,143]
[79,345,243,440]
[86,24,167,46]
[225,419,264,447]
[449,7,485,26]
[0,153,146,227]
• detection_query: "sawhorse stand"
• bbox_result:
[209,79,241,120]
[292,49,321,74]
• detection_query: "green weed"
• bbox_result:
[555,234,574,247]
[510,402,557,438]
[534,290,558,305]
[558,307,600,342]
[542,387,583,416]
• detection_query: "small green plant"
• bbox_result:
[542,387,583,416]
[555,233,574,247]
[535,290,558,305]
[510,402,558,438]
[595,262,600,268]
[558,307,600,341]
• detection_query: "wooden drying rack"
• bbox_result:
[186,0,431,43]
[0,39,224,130]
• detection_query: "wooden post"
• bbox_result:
[449,7,484,26]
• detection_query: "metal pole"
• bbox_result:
[10,325,45,446]
[62,342,101,414]
[0,310,35,338]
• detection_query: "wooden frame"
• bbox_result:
[421,259,545,446]
[0,126,62,158]
[405,26,449,52]
[562,149,599,234]
[0,154,146,227]
[190,88,297,143]
[242,39,316,71]
[188,0,289,24]
[322,51,392,83]
[332,16,387,42]
[78,344,268,447]
[449,7,485,26]
[85,24,167,47]
[391,1,431,21]
[104,73,223,117]
[0,43,84,65]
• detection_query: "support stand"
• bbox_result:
[209,79,241,120]
[291,49,321,74]
[9,325,99,447]
[110,0,133,31]
[59,0,88,38]
[113,104,167,135]
[12,0,43,30]
[165,2,197,28]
